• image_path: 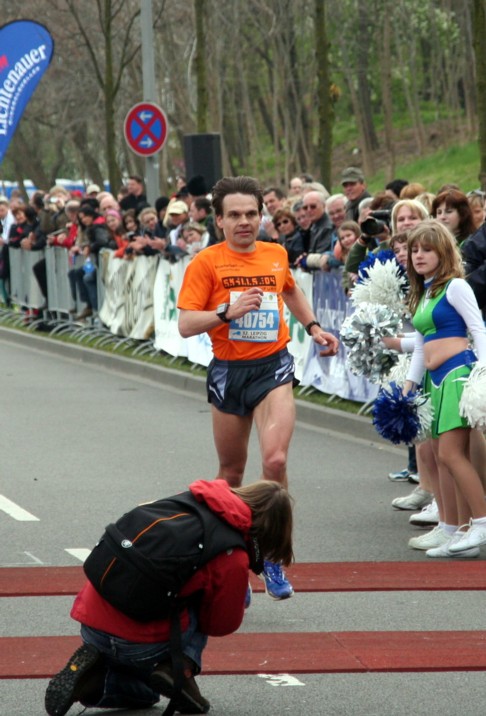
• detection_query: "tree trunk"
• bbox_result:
[104,0,121,193]
[379,4,395,180]
[194,0,208,132]
[473,0,486,188]
[357,1,379,153]
[462,1,478,137]
[314,0,333,189]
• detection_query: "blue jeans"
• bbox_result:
[68,266,98,310]
[80,609,207,709]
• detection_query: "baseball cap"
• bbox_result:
[341,167,365,184]
[168,200,189,215]
[86,183,101,195]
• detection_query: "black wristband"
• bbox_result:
[305,320,321,335]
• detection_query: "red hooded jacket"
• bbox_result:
[70,480,252,642]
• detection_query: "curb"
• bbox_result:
[0,326,391,447]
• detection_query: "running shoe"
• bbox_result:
[426,532,480,558]
[408,525,449,550]
[409,499,439,526]
[259,560,294,600]
[448,522,486,552]
[392,487,433,511]
[388,468,410,482]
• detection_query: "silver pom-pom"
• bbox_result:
[351,259,408,315]
[459,364,486,429]
[414,394,434,443]
[340,302,402,383]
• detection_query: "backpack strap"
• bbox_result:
[160,604,187,716]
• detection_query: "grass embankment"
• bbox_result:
[367,140,481,195]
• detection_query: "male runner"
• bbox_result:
[177,176,339,599]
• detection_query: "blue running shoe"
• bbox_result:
[388,468,410,482]
[244,583,252,609]
[259,560,293,600]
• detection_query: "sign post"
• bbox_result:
[139,0,161,205]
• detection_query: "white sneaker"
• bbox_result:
[409,499,439,526]
[426,531,480,558]
[408,525,449,550]
[392,487,433,511]
[448,522,486,552]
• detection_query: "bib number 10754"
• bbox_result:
[228,292,279,342]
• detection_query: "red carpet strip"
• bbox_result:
[2,562,486,597]
[3,632,486,679]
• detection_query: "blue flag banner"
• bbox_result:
[0,20,54,165]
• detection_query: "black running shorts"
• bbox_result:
[206,348,295,416]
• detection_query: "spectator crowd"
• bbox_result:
[1,168,485,325]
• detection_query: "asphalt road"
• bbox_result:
[1,331,485,716]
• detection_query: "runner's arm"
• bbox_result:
[178,287,265,338]
[282,285,339,356]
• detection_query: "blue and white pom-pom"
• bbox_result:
[372,382,433,445]
[356,249,403,281]
[459,363,486,429]
[340,302,402,383]
[352,251,408,315]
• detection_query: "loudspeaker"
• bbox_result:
[183,133,222,193]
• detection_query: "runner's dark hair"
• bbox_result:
[211,176,264,216]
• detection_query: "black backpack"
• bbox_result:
[83,489,257,621]
[83,489,262,716]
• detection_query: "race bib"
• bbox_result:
[228,291,279,342]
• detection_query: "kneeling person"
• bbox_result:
[45,479,293,716]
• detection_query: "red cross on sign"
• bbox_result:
[124,102,168,157]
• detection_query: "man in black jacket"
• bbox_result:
[462,223,486,311]
[341,167,371,222]
[119,176,149,216]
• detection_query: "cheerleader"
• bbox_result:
[404,220,486,555]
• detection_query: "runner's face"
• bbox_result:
[216,193,261,251]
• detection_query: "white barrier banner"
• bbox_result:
[153,258,188,357]
[128,255,159,340]
[99,254,131,334]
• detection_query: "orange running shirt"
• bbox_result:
[177,241,296,360]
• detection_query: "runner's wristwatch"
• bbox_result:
[216,303,231,323]
[305,320,321,335]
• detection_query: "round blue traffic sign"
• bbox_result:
[124,102,168,156]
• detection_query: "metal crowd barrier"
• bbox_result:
[8,247,45,310]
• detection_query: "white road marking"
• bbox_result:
[257,674,305,686]
[0,494,39,521]
[23,551,44,564]
[65,548,91,563]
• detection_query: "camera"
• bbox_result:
[360,209,391,238]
